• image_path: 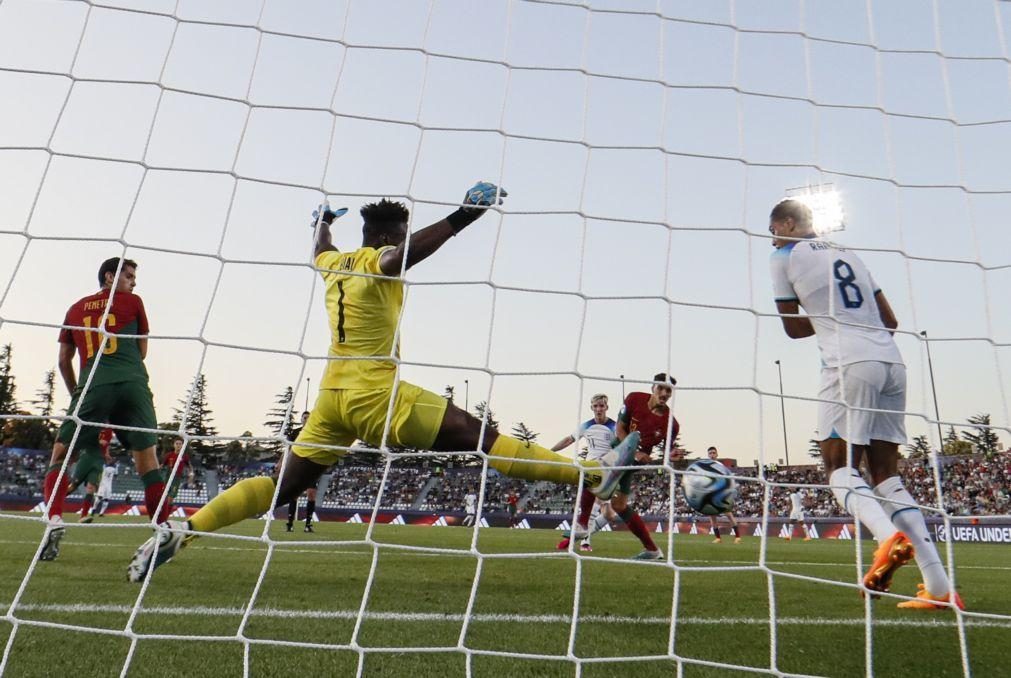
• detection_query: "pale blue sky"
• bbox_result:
[0,0,1009,464]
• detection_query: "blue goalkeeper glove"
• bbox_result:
[446,181,507,233]
[311,202,348,227]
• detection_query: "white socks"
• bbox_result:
[874,475,950,598]
[589,512,610,535]
[828,467,896,544]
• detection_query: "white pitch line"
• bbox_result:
[3,538,1011,571]
[8,603,1011,629]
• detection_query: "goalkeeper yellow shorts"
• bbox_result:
[292,381,448,466]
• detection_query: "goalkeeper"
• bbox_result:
[129,182,640,581]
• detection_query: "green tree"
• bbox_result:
[473,401,499,430]
[263,386,294,452]
[443,385,455,403]
[962,413,1001,458]
[808,438,822,458]
[942,425,972,455]
[511,421,538,444]
[173,374,220,462]
[0,343,18,415]
[906,434,932,459]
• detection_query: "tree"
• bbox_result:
[263,386,294,452]
[906,434,932,459]
[443,385,455,403]
[808,438,822,458]
[962,413,1001,458]
[473,401,499,430]
[173,374,220,462]
[33,370,56,418]
[0,343,18,415]
[511,421,538,444]
[942,425,972,456]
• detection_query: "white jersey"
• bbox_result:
[575,418,617,461]
[770,239,902,368]
[789,491,804,514]
[464,493,477,515]
[97,465,117,497]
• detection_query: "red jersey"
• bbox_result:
[164,450,191,470]
[619,391,679,454]
[58,289,149,387]
[98,428,113,452]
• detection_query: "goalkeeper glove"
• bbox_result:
[311,202,349,227]
[446,181,508,233]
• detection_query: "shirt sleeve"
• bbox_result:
[867,269,882,295]
[769,250,798,302]
[134,296,150,335]
[58,308,74,344]
[315,250,342,272]
[361,246,396,275]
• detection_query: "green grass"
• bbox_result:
[0,514,1006,677]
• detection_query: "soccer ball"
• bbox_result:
[682,459,737,516]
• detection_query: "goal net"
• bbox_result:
[1,1,1009,676]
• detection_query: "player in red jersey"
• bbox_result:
[163,437,194,501]
[40,258,171,561]
[569,373,678,560]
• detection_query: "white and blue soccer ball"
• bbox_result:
[682,459,737,516]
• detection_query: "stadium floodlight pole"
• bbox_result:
[620,374,625,400]
[775,360,790,466]
[305,377,310,412]
[920,331,946,454]
[464,379,469,413]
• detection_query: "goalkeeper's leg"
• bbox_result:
[431,402,637,498]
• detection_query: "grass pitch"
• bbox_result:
[0,514,1006,677]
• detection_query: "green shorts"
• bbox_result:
[72,451,105,488]
[57,380,158,451]
[168,474,184,499]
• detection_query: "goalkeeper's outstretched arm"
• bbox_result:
[378,181,507,275]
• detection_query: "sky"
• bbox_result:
[0,0,1009,466]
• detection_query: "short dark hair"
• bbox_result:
[301,411,310,417]
[653,372,677,386]
[770,199,812,230]
[360,198,409,239]
[707,446,717,452]
[98,257,138,287]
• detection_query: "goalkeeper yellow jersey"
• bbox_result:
[315,247,403,390]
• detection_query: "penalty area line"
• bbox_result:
[9,603,1011,629]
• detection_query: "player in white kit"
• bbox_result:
[784,489,810,541]
[552,394,618,552]
[705,447,742,543]
[462,490,478,527]
[769,198,962,610]
[94,460,118,518]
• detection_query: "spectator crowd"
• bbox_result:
[2,446,1008,518]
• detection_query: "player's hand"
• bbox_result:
[635,451,651,464]
[463,181,507,212]
[311,201,349,227]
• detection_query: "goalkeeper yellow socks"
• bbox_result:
[488,435,600,486]
[189,476,277,533]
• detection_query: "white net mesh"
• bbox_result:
[2,1,1010,676]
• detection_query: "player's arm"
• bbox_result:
[874,290,898,333]
[312,205,347,259]
[775,300,816,339]
[57,341,77,394]
[378,182,507,275]
[550,434,575,452]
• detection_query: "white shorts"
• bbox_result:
[817,361,906,446]
[97,481,113,497]
[789,509,805,521]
